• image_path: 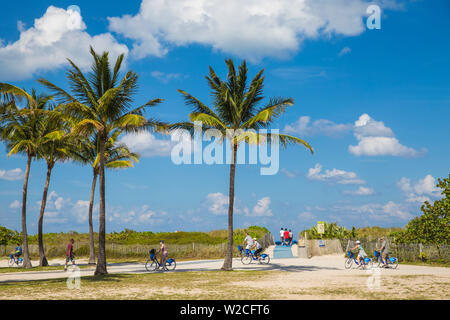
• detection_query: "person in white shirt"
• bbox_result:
[244,232,254,250]
[288,230,293,245]
[253,238,263,258]
[280,228,284,245]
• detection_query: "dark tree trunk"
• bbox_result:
[21,154,33,268]
[38,162,54,267]
[88,170,98,265]
[221,143,238,271]
[95,137,107,275]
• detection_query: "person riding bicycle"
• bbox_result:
[156,240,168,271]
[244,232,254,253]
[377,236,390,267]
[252,238,263,259]
[350,240,368,266]
[9,243,22,262]
[64,238,75,271]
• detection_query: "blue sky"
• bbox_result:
[0,0,449,238]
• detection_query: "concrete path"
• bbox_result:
[273,245,294,259]
[1,253,449,284]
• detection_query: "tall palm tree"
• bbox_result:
[36,108,74,266]
[171,59,313,270]
[0,84,54,269]
[70,132,139,265]
[39,47,165,275]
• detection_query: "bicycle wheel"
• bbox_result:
[241,255,252,265]
[145,259,157,271]
[390,258,399,269]
[165,259,176,271]
[8,258,14,267]
[17,258,24,268]
[259,255,270,264]
[344,258,353,269]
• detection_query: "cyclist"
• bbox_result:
[157,240,168,271]
[64,238,75,271]
[252,238,263,260]
[244,231,254,252]
[350,240,368,267]
[9,243,22,263]
[377,236,390,267]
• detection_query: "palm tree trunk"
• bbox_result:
[88,170,98,265]
[21,154,33,268]
[95,137,107,275]
[221,143,238,271]
[38,162,53,267]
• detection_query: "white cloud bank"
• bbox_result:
[307,163,365,185]
[284,113,423,157]
[0,168,24,181]
[349,114,424,157]
[397,174,442,203]
[107,0,393,61]
[0,6,128,81]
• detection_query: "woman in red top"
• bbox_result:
[284,229,290,246]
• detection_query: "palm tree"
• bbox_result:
[0,84,54,268]
[38,47,165,274]
[171,59,313,270]
[70,132,139,265]
[36,107,74,266]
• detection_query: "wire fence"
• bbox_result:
[1,232,275,260]
[340,239,450,263]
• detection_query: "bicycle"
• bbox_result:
[344,251,373,270]
[145,250,176,272]
[373,250,398,269]
[8,254,24,267]
[241,249,270,265]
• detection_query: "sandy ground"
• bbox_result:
[1,248,449,299]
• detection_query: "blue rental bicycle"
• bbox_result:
[145,249,176,272]
[8,254,24,267]
[373,250,398,269]
[345,251,373,269]
[241,249,270,265]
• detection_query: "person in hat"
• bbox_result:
[350,240,368,267]
[252,238,263,259]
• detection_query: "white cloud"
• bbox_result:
[284,116,352,137]
[205,192,229,215]
[397,175,441,203]
[120,131,194,158]
[246,197,273,217]
[0,6,128,80]
[151,71,188,83]
[307,163,365,185]
[298,211,315,220]
[281,168,300,178]
[338,46,351,57]
[107,0,395,61]
[9,200,21,209]
[71,200,91,223]
[343,186,375,196]
[0,168,24,181]
[349,114,423,157]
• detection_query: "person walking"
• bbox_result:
[279,228,285,245]
[288,229,293,245]
[64,239,75,271]
[284,228,290,246]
